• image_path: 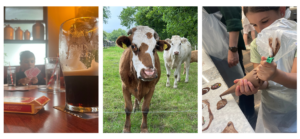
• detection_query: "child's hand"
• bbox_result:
[18,77,31,85]
[257,56,278,81]
[31,77,38,84]
[234,79,259,96]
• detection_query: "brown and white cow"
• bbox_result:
[183,50,198,74]
[164,35,192,88]
[116,26,170,133]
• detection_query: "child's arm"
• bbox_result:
[31,73,46,85]
[271,57,296,89]
[253,63,269,90]
[18,78,31,85]
[257,57,297,89]
[234,63,268,96]
[31,77,38,84]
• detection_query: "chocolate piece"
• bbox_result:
[221,121,238,133]
[211,83,221,90]
[217,99,227,110]
[202,87,210,95]
[202,100,213,131]
[202,116,205,125]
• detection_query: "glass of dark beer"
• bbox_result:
[59,17,98,112]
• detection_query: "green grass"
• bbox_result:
[103,46,198,133]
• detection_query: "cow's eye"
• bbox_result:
[152,48,155,53]
[171,43,173,45]
[131,44,138,52]
[179,43,181,46]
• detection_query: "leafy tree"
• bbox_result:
[106,28,127,41]
[119,7,138,29]
[119,7,168,39]
[119,7,198,48]
[156,7,198,47]
[103,6,111,24]
[135,7,169,40]
[103,30,108,40]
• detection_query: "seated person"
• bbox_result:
[16,51,46,86]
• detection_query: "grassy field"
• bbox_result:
[103,46,198,133]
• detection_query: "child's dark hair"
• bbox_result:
[243,7,280,16]
[20,51,35,63]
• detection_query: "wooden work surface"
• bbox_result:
[4,88,98,133]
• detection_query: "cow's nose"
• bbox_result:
[174,51,179,55]
[144,69,155,76]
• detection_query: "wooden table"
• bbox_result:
[4,87,98,133]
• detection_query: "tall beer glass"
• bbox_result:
[59,17,98,112]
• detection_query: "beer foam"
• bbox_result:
[62,48,87,70]
[63,59,98,76]
[60,18,98,76]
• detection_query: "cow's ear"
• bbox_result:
[165,38,172,44]
[156,40,171,51]
[181,38,188,43]
[116,36,131,49]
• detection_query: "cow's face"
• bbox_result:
[116,26,170,81]
[166,35,188,57]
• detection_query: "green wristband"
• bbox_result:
[266,57,274,63]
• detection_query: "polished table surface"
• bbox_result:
[4,87,98,133]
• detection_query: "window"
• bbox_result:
[4,7,48,66]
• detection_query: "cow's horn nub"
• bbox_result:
[127,29,133,35]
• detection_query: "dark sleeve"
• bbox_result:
[203,7,219,14]
[16,71,26,86]
[33,72,46,85]
[38,74,46,85]
[218,7,243,32]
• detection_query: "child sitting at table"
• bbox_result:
[16,51,46,86]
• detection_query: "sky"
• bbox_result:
[103,6,128,33]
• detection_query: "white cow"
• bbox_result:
[164,35,192,88]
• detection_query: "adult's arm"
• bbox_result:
[219,7,244,67]
[227,31,239,67]
[219,7,243,32]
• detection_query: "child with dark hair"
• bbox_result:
[235,7,296,133]
[16,51,46,85]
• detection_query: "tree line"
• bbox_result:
[119,7,198,48]
[103,28,127,42]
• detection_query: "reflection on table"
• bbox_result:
[4,87,98,133]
